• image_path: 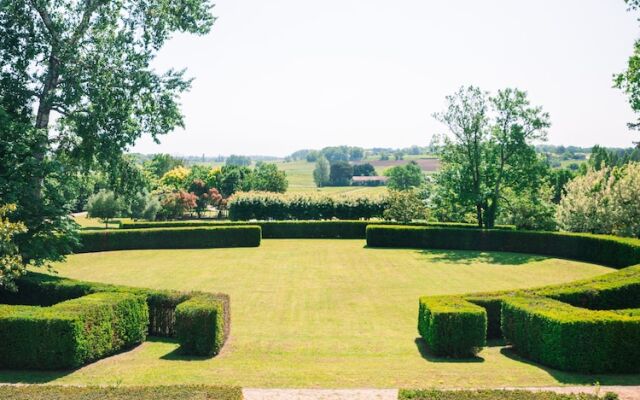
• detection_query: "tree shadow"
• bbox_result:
[500,346,640,386]
[0,369,74,384]
[414,337,484,363]
[418,250,548,266]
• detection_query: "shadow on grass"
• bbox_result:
[364,246,548,266]
[0,369,73,384]
[499,346,640,386]
[151,337,211,362]
[414,338,485,363]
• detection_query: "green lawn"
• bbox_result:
[4,240,637,388]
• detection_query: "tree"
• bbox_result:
[0,0,214,276]
[87,190,122,228]
[144,154,184,178]
[226,155,252,167]
[188,179,223,218]
[252,163,288,193]
[130,191,160,221]
[329,161,354,186]
[383,190,429,223]
[353,163,377,176]
[313,156,330,187]
[434,86,550,228]
[0,204,27,290]
[160,191,197,220]
[161,166,191,189]
[616,0,640,145]
[212,165,253,197]
[385,161,424,190]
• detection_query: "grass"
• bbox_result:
[4,240,636,388]
[0,385,242,399]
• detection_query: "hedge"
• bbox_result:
[0,292,148,369]
[176,294,227,356]
[399,389,608,400]
[79,226,261,253]
[0,272,231,361]
[366,225,640,268]
[501,295,640,373]
[418,296,486,357]
[0,385,243,400]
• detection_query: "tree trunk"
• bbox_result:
[476,204,483,228]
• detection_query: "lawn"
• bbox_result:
[3,240,636,388]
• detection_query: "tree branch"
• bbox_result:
[30,0,59,45]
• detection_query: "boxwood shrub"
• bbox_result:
[0,292,148,369]
[176,294,229,356]
[0,272,231,361]
[501,295,640,373]
[79,226,261,253]
[366,225,640,268]
[418,296,487,357]
[399,389,605,400]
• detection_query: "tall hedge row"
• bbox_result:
[227,191,388,220]
[0,292,148,369]
[79,226,261,253]
[366,225,640,268]
[0,273,231,361]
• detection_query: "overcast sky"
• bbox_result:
[132,0,640,157]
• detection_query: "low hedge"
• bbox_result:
[0,292,148,369]
[366,225,640,268]
[399,389,607,400]
[418,296,486,357]
[0,272,230,360]
[0,385,243,400]
[501,295,640,373]
[79,226,261,253]
[176,294,227,356]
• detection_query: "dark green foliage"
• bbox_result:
[176,294,227,356]
[399,389,602,400]
[418,297,487,357]
[366,226,640,268]
[353,163,377,176]
[0,385,242,400]
[0,272,231,359]
[501,295,640,373]
[329,161,354,186]
[0,292,148,369]
[79,226,261,253]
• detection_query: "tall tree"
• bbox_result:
[434,86,550,228]
[616,0,640,146]
[0,0,214,269]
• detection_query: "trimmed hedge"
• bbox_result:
[0,272,231,361]
[366,225,640,268]
[399,389,605,400]
[418,296,487,357]
[0,292,148,369]
[176,294,228,356]
[0,385,243,400]
[501,295,640,373]
[79,226,261,253]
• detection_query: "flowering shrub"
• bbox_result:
[160,191,197,220]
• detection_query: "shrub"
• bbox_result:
[366,225,640,268]
[0,204,27,290]
[399,389,602,400]
[228,192,388,220]
[384,190,429,223]
[176,294,228,356]
[87,190,122,228]
[78,226,261,253]
[501,295,640,373]
[0,385,243,400]
[0,272,231,358]
[0,292,148,369]
[418,296,487,357]
[385,161,425,190]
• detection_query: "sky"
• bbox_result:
[132,0,640,157]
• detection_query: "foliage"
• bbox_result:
[615,3,640,143]
[329,161,354,186]
[129,191,161,221]
[228,191,388,220]
[557,162,640,237]
[399,389,603,400]
[159,190,197,220]
[0,385,243,400]
[161,166,192,189]
[0,292,148,369]
[385,161,425,190]
[79,226,262,252]
[499,186,557,231]
[313,156,331,187]
[548,168,575,204]
[87,190,122,227]
[384,190,430,222]
[176,295,226,356]
[366,225,640,268]
[225,155,252,167]
[434,86,550,228]
[143,154,185,179]
[418,296,487,357]
[0,204,27,290]
[188,179,223,218]
[213,165,253,197]
[353,163,377,176]
[251,163,288,193]
[0,0,214,277]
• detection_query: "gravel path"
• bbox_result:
[242,387,640,400]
